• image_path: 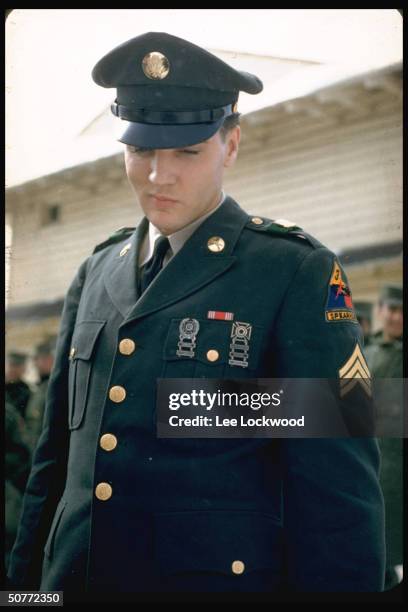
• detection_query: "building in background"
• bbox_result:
[5,62,402,358]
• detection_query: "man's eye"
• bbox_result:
[180,149,199,155]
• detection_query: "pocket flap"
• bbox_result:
[154,510,283,576]
[70,320,106,361]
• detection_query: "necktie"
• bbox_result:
[140,235,170,294]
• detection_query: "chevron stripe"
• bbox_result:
[339,344,371,379]
[340,358,371,380]
[340,377,372,398]
[339,343,372,398]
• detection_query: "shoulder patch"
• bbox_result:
[93,227,135,254]
[325,259,357,323]
[245,216,322,249]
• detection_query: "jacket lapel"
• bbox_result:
[103,217,148,318]
[122,197,249,325]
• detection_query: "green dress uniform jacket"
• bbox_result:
[8,196,385,593]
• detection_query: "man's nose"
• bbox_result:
[148,151,176,185]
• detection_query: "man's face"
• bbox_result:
[378,303,403,340]
[124,127,240,235]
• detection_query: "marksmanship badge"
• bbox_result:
[228,321,252,368]
[176,318,200,358]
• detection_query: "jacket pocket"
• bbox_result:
[154,510,283,579]
[68,320,106,430]
[162,318,264,378]
[43,499,67,561]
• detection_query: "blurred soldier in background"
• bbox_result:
[354,300,373,346]
[5,401,32,571]
[365,283,403,590]
[25,337,57,453]
[5,352,32,420]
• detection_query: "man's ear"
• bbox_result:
[224,126,241,168]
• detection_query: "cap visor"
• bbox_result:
[118,118,224,149]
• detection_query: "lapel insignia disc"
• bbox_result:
[325,260,356,322]
[229,321,252,368]
[176,318,200,358]
[339,343,372,398]
[207,236,225,253]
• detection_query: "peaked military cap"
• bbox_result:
[92,31,263,149]
[379,283,402,306]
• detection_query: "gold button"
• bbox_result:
[69,347,76,359]
[119,243,131,257]
[207,236,225,253]
[109,386,126,403]
[100,434,118,452]
[95,482,112,501]
[119,339,136,355]
[251,217,264,225]
[232,560,245,575]
[206,349,220,362]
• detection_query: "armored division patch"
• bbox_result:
[339,343,372,398]
[325,260,357,323]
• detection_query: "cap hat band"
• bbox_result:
[111,102,235,125]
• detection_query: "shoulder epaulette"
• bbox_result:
[93,227,136,254]
[245,216,323,249]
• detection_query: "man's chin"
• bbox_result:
[148,211,188,236]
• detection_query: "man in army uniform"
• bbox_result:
[365,284,403,590]
[5,352,32,420]
[25,338,56,453]
[8,32,385,594]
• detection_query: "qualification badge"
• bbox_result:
[229,321,252,368]
[176,318,200,358]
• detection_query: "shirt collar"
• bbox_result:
[139,190,226,266]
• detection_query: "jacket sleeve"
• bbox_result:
[7,257,89,589]
[274,246,385,591]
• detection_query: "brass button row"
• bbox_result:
[109,339,136,404]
